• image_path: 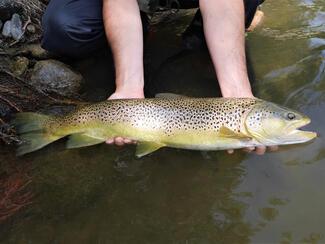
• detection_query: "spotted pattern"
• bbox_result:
[50,98,261,136]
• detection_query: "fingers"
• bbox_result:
[242,145,278,155]
[114,137,125,146]
[255,146,266,155]
[269,145,279,152]
[105,137,136,146]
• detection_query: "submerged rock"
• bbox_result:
[30,60,83,97]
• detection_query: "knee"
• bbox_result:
[41,8,77,55]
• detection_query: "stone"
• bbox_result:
[10,13,23,41]
[30,60,83,97]
[25,43,51,59]
[10,56,29,76]
[26,24,36,34]
[2,20,11,37]
[1,13,23,40]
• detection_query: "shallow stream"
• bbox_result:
[1,0,325,243]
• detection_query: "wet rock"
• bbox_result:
[3,43,52,60]
[9,14,23,41]
[24,43,51,59]
[2,20,11,37]
[1,14,23,41]
[10,56,29,76]
[26,24,36,34]
[30,60,83,97]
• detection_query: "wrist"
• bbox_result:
[111,84,144,99]
[218,76,254,98]
[222,89,254,98]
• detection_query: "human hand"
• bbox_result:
[106,89,144,146]
[227,146,279,155]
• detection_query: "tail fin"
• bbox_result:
[12,112,62,156]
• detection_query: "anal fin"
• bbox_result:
[67,133,105,149]
[136,141,165,158]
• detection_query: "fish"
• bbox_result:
[13,95,317,157]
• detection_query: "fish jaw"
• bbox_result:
[268,117,317,146]
[280,117,317,144]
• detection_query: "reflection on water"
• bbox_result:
[1,0,325,243]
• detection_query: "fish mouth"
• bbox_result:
[285,117,317,143]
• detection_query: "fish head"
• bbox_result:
[244,101,317,146]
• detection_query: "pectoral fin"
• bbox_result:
[136,141,165,158]
[219,126,252,140]
[155,93,188,99]
[67,133,105,149]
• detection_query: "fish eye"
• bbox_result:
[286,113,296,120]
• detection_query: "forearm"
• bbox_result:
[200,0,253,98]
[103,0,144,96]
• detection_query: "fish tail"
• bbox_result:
[13,112,62,156]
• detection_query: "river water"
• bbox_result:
[1,0,324,243]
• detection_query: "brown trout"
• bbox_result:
[13,97,316,157]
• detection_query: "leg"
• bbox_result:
[42,0,149,58]
[41,0,106,58]
[182,0,263,49]
[200,0,253,98]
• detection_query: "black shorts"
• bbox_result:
[41,0,263,58]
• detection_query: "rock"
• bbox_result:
[25,43,51,59]
[2,20,11,37]
[0,20,3,30]
[30,60,83,97]
[10,13,23,41]
[1,14,23,40]
[26,24,36,34]
[10,56,29,76]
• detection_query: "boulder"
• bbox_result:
[30,60,83,97]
